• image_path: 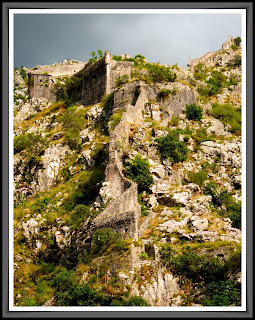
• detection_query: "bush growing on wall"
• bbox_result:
[89,49,104,64]
[155,131,188,163]
[124,155,154,193]
[157,88,172,100]
[115,74,129,88]
[91,228,120,254]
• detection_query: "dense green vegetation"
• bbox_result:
[185,103,203,121]
[160,243,241,306]
[204,181,241,228]
[53,71,84,104]
[60,106,87,149]
[155,131,189,163]
[107,109,124,132]
[115,74,129,88]
[203,280,241,306]
[211,102,241,133]
[88,49,104,64]
[124,155,154,193]
[188,170,208,187]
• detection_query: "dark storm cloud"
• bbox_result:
[14,13,242,68]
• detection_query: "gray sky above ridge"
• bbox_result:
[14,13,242,69]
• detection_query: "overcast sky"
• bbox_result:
[13,12,242,68]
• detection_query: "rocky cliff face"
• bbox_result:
[13,42,242,307]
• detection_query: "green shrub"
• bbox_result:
[226,201,241,229]
[185,103,203,121]
[197,70,228,97]
[232,55,242,68]
[194,72,207,81]
[64,167,105,211]
[234,36,241,46]
[203,280,241,306]
[160,243,175,265]
[101,93,114,114]
[191,127,216,145]
[60,108,86,149]
[139,252,149,260]
[55,283,113,306]
[211,103,241,133]
[188,170,208,186]
[115,74,129,88]
[14,132,48,156]
[53,71,84,103]
[231,44,238,51]
[155,131,188,163]
[91,228,119,254]
[194,62,204,72]
[51,268,78,292]
[88,49,104,64]
[167,248,226,283]
[108,110,124,131]
[170,116,180,126]
[157,88,172,100]
[204,182,241,228]
[124,155,154,193]
[145,63,177,83]
[112,296,150,306]
[64,127,81,149]
[68,204,90,230]
[19,67,28,85]
[55,281,150,306]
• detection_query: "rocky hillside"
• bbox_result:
[13,39,242,307]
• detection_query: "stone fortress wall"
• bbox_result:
[28,52,134,106]
[28,61,86,102]
[26,37,236,241]
[91,85,147,240]
[188,35,236,71]
[82,51,134,106]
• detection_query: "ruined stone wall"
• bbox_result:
[188,51,217,71]
[31,62,86,77]
[82,58,108,106]
[28,74,57,102]
[107,60,134,93]
[188,36,236,71]
[28,62,86,101]
[222,35,235,50]
[82,52,134,106]
[91,85,147,240]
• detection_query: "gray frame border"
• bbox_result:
[2,1,253,318]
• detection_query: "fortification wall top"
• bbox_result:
[188,35,236,71]
[31,61,86,77]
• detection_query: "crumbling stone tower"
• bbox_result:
[222,35,235,50]
[82,51,134,106]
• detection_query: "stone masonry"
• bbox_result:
[188,35,236,71]
[27,52,134,106]
[82,51,134,106]
[28,61,86,102]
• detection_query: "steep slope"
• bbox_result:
[13,39,242,307]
